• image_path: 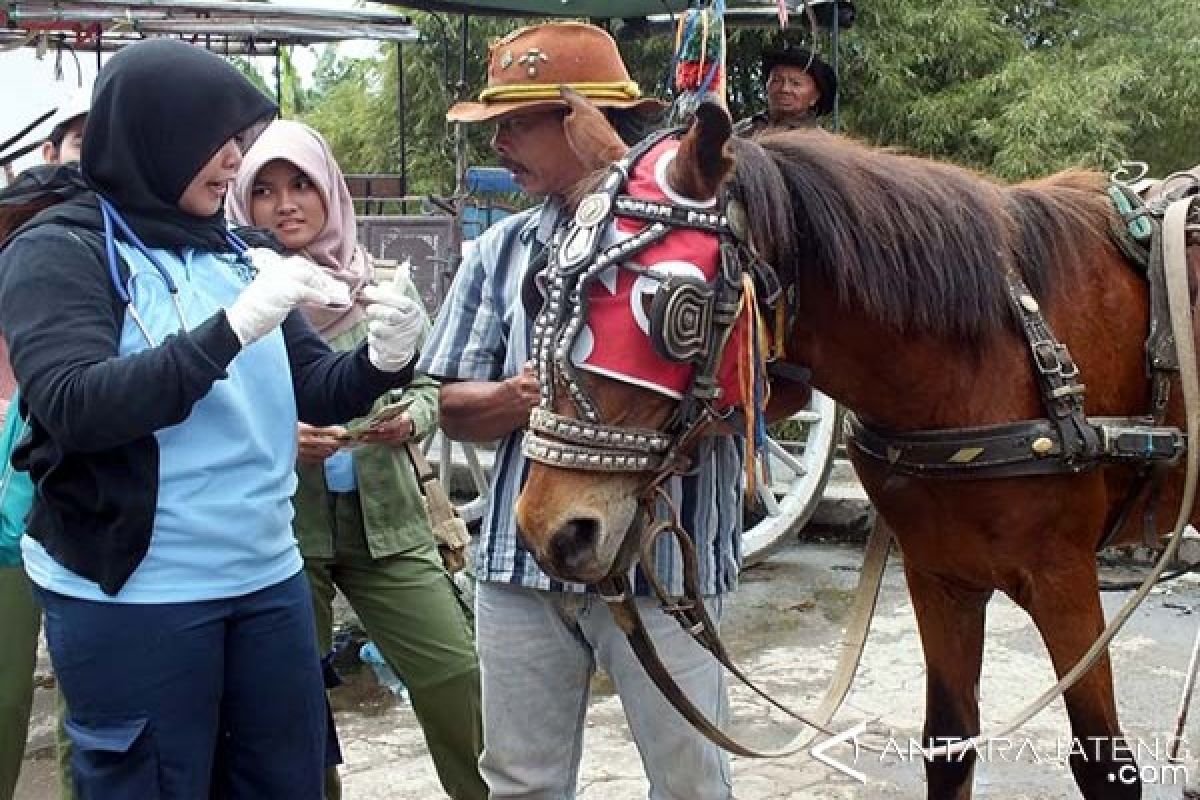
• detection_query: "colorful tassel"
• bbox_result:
[670,1,726,120]
[738,273,774,501]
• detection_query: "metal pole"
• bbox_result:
[274,42,284,117]
[830,0,840,133]
[454,12,468,201]
[441,13,469,335]
[396,40,407,210]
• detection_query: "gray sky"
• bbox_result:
[1,0,382,175]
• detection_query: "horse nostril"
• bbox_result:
[550,518,599,570]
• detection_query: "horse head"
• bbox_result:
[515,102,745,583]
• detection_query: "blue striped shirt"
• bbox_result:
[419,204,742,596]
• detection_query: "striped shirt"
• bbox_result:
[419,203,742,596]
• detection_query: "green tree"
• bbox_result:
[840,0,1200,178]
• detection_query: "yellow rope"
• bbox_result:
[479,81,643,103]
[740,273,771,499]
[772,302,788,361]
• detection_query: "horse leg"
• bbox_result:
[1014,558,1141,799]
[905,565,992,800]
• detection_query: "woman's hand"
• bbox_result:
[357,412,416,448]
[297,422,347,463]
[227,250,346,346]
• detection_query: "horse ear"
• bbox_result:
[560,86,629,171]
[666,101,734,202]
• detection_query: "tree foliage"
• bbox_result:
[839,0,1200,179]
[291,1,1200,191]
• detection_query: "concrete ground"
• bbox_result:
[16,533,1200,799]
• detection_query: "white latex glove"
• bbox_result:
[361,283,424,372]
[226,249,352,346]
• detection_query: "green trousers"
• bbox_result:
[0,566,74,800]
[0,566,37,800]
[304,494,486,800]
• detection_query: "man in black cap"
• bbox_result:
[736,46,837,136]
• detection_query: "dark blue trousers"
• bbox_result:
[37,571,327,800]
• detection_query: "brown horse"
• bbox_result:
[514,103,1200,799]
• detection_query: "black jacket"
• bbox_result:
[0,212,413,595]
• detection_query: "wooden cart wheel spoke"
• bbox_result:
[742,390,840,566]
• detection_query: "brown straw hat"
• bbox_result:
[447,21,666,124]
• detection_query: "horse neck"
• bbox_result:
[784,279,1042,431]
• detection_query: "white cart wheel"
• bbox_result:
[741,390,840,566]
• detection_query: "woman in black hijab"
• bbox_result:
[0,39,425,799]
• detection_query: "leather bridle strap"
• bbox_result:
[598,502,895,758]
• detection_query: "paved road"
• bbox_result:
[16,537,1200,799]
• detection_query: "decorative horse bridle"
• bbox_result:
[522,126,766,490]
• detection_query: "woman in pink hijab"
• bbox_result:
[230,120,486,800]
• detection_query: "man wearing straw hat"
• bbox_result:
[419,21,740,800]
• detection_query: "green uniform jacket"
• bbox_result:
[292,279,439,561]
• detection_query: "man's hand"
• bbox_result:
[506,362,541,413]
[439,362,543,443]
[298,422,347,463]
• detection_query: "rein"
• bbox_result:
[597,489,895,757]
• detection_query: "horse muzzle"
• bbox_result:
[516,488,639,584]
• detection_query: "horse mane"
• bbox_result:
[728,130,1118,343]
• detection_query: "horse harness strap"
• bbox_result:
[922,190,1200,763]
[846,198,1194,483]
[596,490,896,758]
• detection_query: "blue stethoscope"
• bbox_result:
[99,196,251,347]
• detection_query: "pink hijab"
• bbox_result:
[229,119,370,338]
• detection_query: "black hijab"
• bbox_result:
[77,39,277,251]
